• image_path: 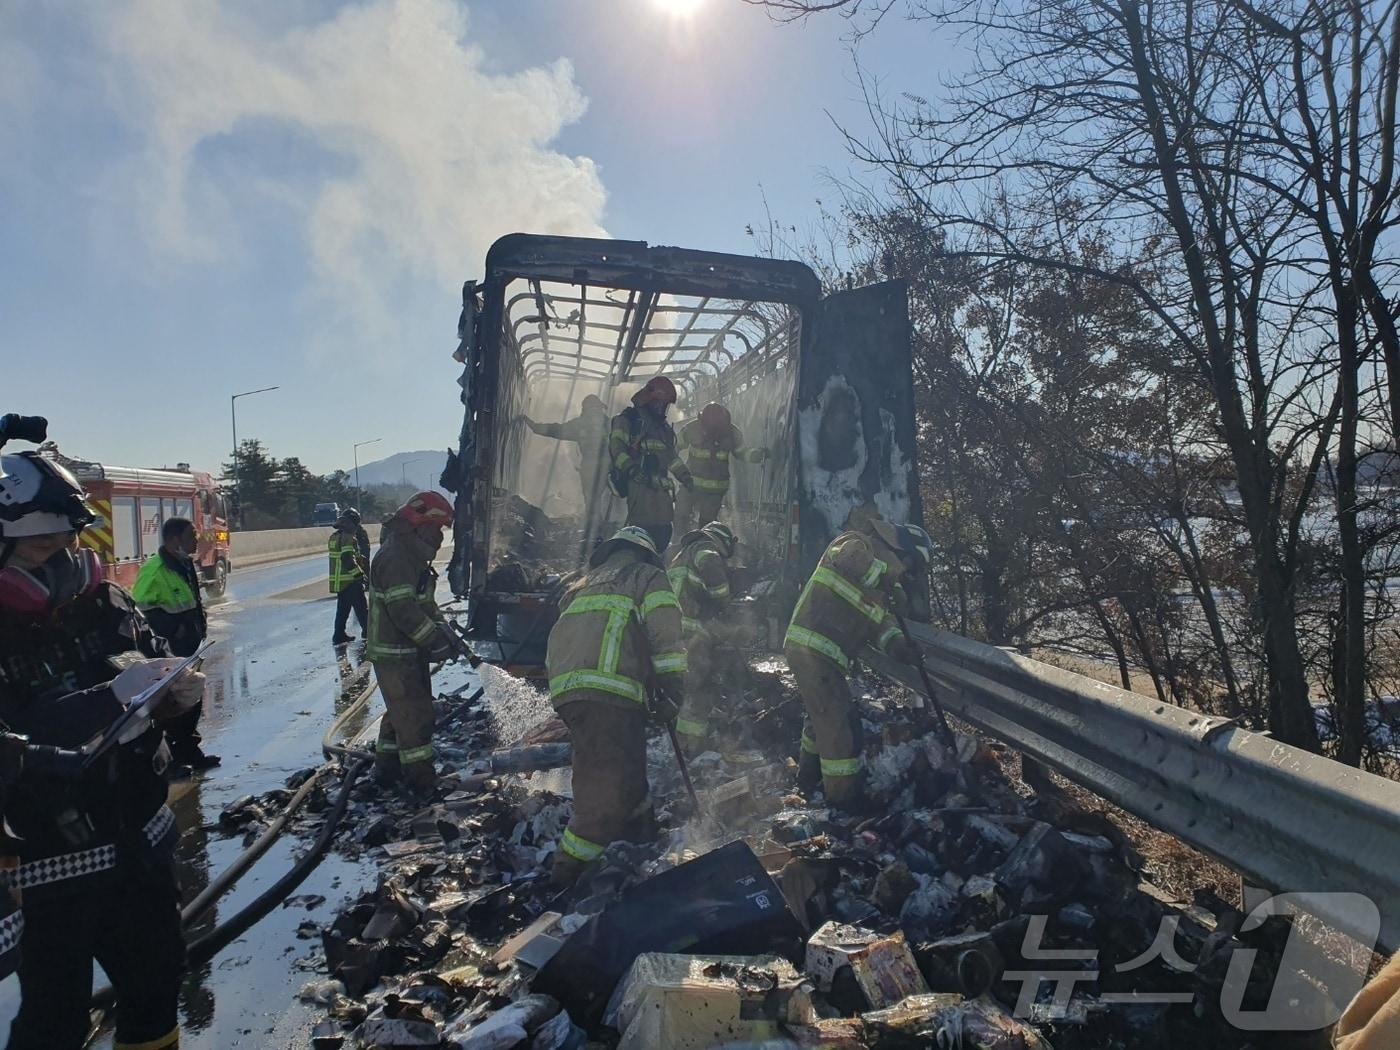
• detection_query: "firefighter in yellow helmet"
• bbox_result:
[674,402,767,535]
[608,376,693,555]
[785,517,934,810]
[667,521,743,755]
[546,526,687,887]
[366,491,458,795]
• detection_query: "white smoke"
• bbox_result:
[24,0,608,331]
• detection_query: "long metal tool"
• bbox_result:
[893,609,956,748]
[666,721,703,815]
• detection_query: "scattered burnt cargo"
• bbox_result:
[225,652,1344,1049]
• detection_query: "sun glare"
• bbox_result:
[652,0,706,17]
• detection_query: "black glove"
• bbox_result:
[428,626,456,662]
[886,633,919,665]
[649,690,682,726]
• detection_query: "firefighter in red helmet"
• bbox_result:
[366,491,459,795]
[674,402,768,534]
[608,376,693,555]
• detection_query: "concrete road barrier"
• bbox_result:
[230,524,384,569]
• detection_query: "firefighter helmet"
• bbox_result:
[700,520,737,558]
[394,491,453,527]
[339,507,362,525]
[582,394,607,413]
[633,375,678,408]
[699,403,731,434]
[871,519,934,572]
[0,452,95,539]
[589,525,661,568]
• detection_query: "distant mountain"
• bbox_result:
[340,449,450,491]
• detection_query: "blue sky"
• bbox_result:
[1,0,955,475]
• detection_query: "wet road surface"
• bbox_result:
[0,552,391,1048]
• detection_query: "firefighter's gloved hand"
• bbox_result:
[428,627,457,663]
[648,691,682,726]
[886,634,919,665]
[678,473,694,491]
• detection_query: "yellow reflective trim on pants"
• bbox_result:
[821,756,861,777]
[399,744,434,764]
[681,615,703,636]
[561,826,605,862]
[114,1026,180,1050]
[800,730,819,755]
[784,625,851,670]
[549,669,645,704]
[878,623,902,651]
[675,717,708,738]
[692,476,730,492]
[376,740,399,753]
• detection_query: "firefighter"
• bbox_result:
[667,520,743,754]
[785,518,933,811]
[131,515,220,771]
[525,394,612,545]
[329,507,370,645]
[0,442,198,1050]
[366,491,459,794]
[608,376,693,555]
[674,402,768,534]
[545,526,686,887]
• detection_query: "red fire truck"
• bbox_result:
[47,452,233,596]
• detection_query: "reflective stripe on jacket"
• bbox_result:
[546,549,687,711]
[785,531,902,671]
[131,553,199,615]
[366,522,441,662]
[667,537,731,636]
[677,420,764,495]
[328,528,366,594]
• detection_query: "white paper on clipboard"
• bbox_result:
[101,643,214,753]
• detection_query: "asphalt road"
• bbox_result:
[0,551,390,1049]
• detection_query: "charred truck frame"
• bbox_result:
[448,234,921,672]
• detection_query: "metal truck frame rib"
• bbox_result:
[866,622,1400,952]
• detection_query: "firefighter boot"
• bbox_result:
[824,768,873,815]
[373,748,401,786]
[549,850,591,890]
[401,756,438,797]
[798,751,821,795]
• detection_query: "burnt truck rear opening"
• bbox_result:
[446,234,923,671]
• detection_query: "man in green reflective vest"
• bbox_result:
[329,508,370,645]
[132,515,219,771]
[545,526,687,887]
[784,518,932,811]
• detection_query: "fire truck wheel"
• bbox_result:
[206,559,229,598]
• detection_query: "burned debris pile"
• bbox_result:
[219,660,1332,1048]
[483,497,583,593]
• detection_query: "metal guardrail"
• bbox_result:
[865,622,1400,951]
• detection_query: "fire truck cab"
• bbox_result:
[55,455,233,597]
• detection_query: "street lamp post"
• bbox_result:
[401,458,421,491]
[353,438,382,508]
[230,386,279,530]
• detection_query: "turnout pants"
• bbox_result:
[786,643,864,807]
[673,486,726,535]
[373,657,436,788]
[624,483,675,555]
[551,697,651,883]
[8,863,184,1050]
[334,579,368,638]
[675,628,744,751]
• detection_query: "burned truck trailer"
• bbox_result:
[448,234,921,671]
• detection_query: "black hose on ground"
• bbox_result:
[183,755,369,970]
